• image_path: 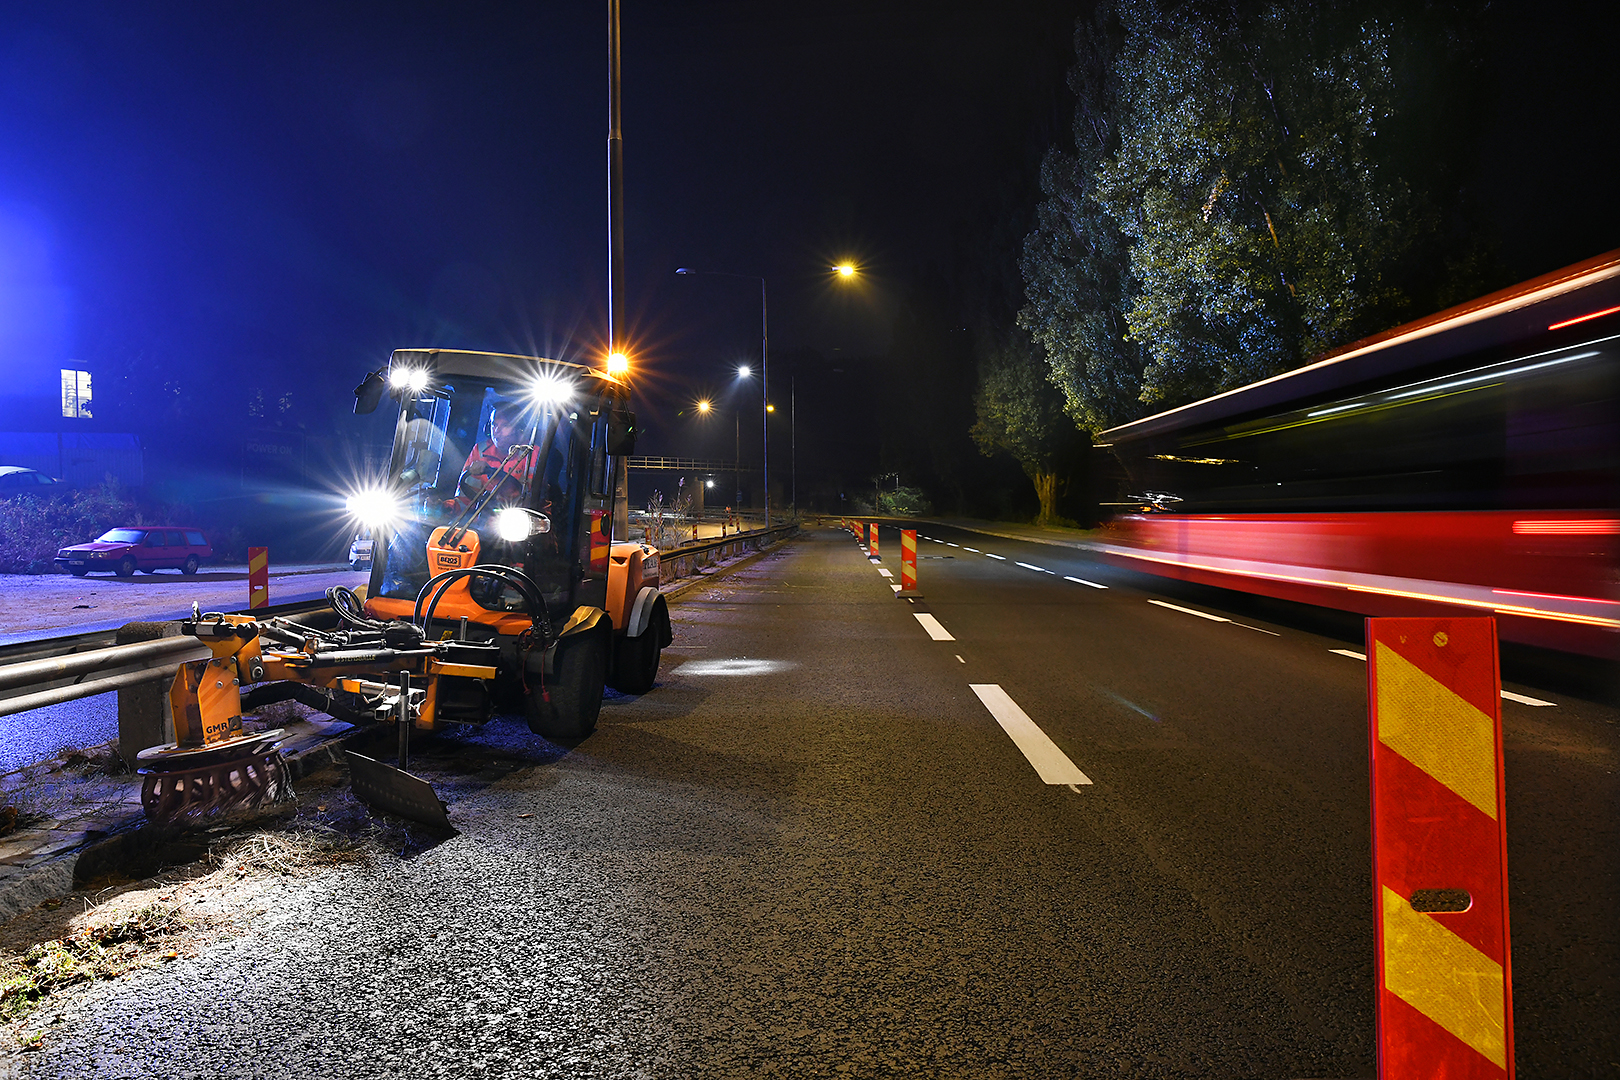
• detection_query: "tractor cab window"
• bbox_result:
[377,380,583,617]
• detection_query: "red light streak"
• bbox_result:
[1547,304,1620,330]
[1511,520,1620,535]
[1491,587,1611,605]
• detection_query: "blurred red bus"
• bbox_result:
[1095,251,1620,658]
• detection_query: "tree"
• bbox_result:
[1019,4,1146,432]
[971,331,1087,526]
[1023,0,1492,418]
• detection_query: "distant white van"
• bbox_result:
[348,528,373,571]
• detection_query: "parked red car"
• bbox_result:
[56,527,213,577]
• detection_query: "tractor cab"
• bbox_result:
[351,348,670,738]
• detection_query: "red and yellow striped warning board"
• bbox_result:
[1368,617,1513,1079]
[869,522,879,559]
[247,547,269,609]
[900,529,917,592]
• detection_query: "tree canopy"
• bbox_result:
[1020,0,1490,428]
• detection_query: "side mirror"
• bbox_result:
[353,370,386,415]
[606,409,637,456]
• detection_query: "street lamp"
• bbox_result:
[676,267,770,528]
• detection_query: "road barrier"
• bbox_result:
[248,547,269,609]
[656,521,799,585]
[1368,616,1513,1079]
[869,522,879,560]
[900,529,917,593]
[0,599,339,767]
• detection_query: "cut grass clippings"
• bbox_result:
[0,901,200,1023]
[0,818,378,1037]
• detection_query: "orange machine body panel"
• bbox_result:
[607,541,661,631]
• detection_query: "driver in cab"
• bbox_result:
[451,399,538,515]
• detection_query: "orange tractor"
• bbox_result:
[136,349,670,826]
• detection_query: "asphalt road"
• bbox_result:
[18,526,1619,1078]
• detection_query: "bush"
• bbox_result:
[0,481,213,575]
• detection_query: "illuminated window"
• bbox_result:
[60,369,92,419]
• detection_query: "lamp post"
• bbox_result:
[676,268,769,528]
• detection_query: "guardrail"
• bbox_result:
[0,636,210,720]
[0,597,340,765]
[657,521,800,583]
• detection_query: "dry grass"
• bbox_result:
[0,900,202,1022]
[0,817,381,1041]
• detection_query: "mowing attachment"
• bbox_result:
[136,730,289,820]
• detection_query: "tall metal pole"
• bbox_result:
[607,0,625,360]
[790,374,796,515]
[760,278,769,529]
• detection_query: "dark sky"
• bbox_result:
[1,1,1616,472]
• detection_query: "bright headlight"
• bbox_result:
[389,367,430,393]
[494,507,550,542]
[529,374,573,407]
[346,488,402,530]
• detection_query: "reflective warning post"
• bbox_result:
[1368,616,1513,1079]
[900,529,917,592]
[248,547,269,610]
[869,522,879,560]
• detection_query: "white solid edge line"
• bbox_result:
[1016,562,1054,573]
[1329,648,1556,706]
[985,553,1007,560]
[970,683,1092,785]
[1147,599,1229,623]
[1064,576,1108,589]
[1501,690,1557,707]
[914,613,955,641]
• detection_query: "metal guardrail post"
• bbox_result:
[116,622,178,767]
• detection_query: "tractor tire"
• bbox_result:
[610,630,661,695]
[525,628,607,741]
[116,556,136,577]
[182,556,199,575]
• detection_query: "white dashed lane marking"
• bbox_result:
[1146,599,1279,635]
[914,613,955,641]
[1328,649,1556,705]
[1015,562,1054,574]
[985,553,1006,561]
[1064,576,1108,589]
[970,684,1092,786]
[1148,599,1228,622]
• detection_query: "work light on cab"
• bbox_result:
[345,487,401,530]
[529,374,574,407]
[388,367,430,394]
[494,506,551,543]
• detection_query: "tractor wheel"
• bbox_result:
[610,630,661,695]
[525,628,607,741]
[116,556,136,577]
[182,556,199,575]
